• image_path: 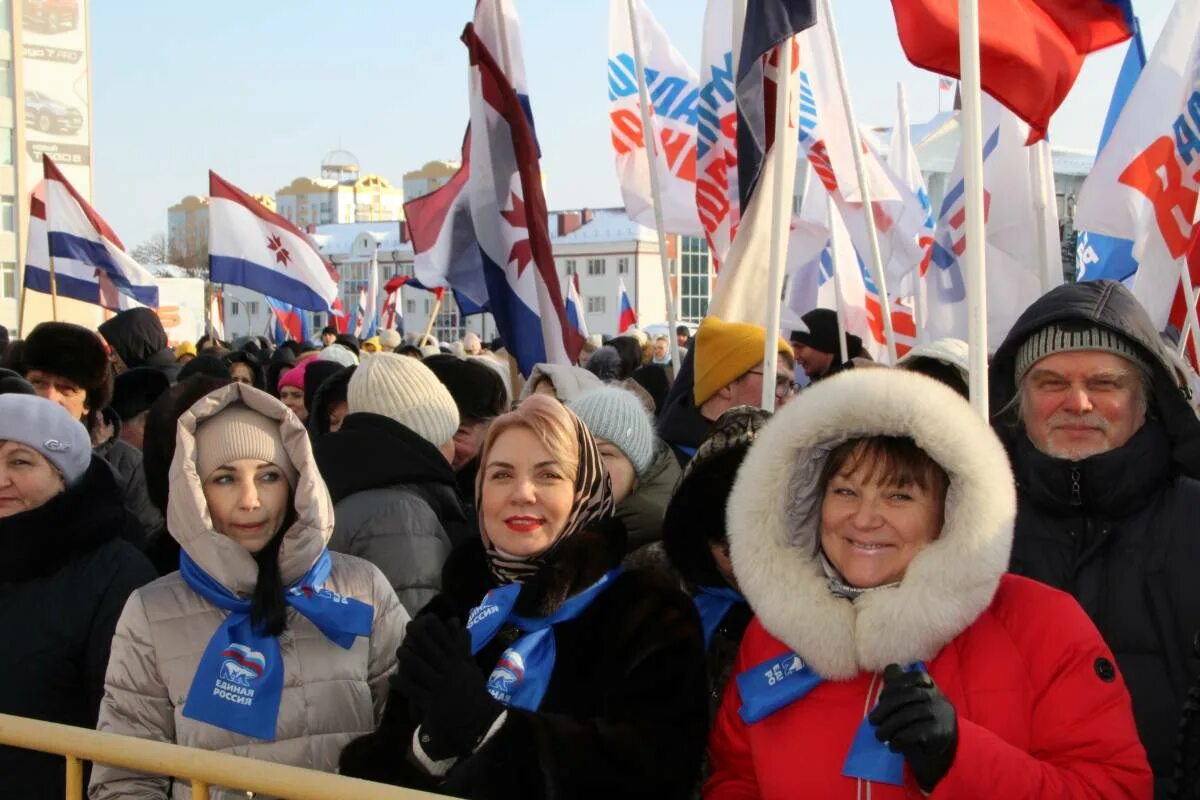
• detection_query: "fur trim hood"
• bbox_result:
[167,382,334,595]
[727,369,1016,679]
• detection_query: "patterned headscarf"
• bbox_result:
[478,407,614,584]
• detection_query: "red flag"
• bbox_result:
[890,0,1133,142]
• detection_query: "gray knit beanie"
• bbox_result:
[569,386,655,477]
[348,352,460,447]
[1015,323,1152,385]
[194,404,297,485]
[0,394,91,484]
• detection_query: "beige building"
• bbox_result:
[275,150,405,227]
[402,160,460,202]
[1,0,95,333]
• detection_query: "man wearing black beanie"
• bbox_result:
[789,308,866,382]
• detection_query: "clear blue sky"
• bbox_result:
[90,0,1175,249]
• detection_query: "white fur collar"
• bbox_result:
[727,369,1015,679]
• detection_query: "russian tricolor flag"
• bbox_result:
[32,155,159,309]
[208,170,339,312]
[617,277,637,333]
[565,273,588,339]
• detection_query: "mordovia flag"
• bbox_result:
[617,277,638,332]
[354,285,369,338]
[607,0,702,236]
[1075,19,1146,284]
[708,0,815,326]
[565,273,589,339]
[462,0,580,375]
[1074,0,1200,333]
[209,170,338,312]
[208,289,226,341]
[924,94,1058,347]
[34,157,159,309]
[696,0,740,269]
[890,0,1134,142]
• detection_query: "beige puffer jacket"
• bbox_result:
[89,383,407,800]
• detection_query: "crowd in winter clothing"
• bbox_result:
[4,280,1200,798]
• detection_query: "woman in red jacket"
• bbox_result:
[705,368,1152,799]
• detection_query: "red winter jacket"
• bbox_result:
[705,574,1152,799]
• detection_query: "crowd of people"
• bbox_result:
[0,279,1198,798]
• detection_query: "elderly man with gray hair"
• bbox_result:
[990,280,1200,798]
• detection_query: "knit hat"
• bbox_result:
[348,352,460,447]
[0,393,91,485]
[318,343,359,367]
[111,367,170,421]
[362,336,382,352]
[378,329,402,351]
[424,354,508,421]
[790,308,864,356]
[194,403,297,485]
[585,346,623,381]
[277,361,309,393]
[693,316,792,405]
[175,341,197,360]
[569,387,655,477]
[1015,322,1152,385]
[20,321,113,414]
[463,331,483,354]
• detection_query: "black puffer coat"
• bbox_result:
[0,456,156,799]
[98,308,180,383]
[990,279,1200,797]
[339,525,708,799]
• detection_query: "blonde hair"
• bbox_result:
[479,393,580,484]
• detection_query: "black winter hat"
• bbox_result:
[790,308,863,357]
[303,359,344,418]
[0,367,35,396]
[98,307,168,368]
[21,321,113,413]
[423,354,507,421]
[111,367,170,421]
[333,334,360,356]
[178,354,231,382]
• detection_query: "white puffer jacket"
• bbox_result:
[89,383,407,800]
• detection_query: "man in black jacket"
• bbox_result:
[98,307,181,382]
[990,280,1200,798]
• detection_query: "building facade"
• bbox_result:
[1,0,94,333]
[402,160,460,202]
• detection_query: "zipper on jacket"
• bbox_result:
[1069,467,1082,507]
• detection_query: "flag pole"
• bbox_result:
[959,0,989,417]
[627,0,683,375]
[759,34,796,413]
[827,194,851,365]
[1031,139,1055,294]
[896,82,925,345]
[421,291,444,347]
[819,0,897,362]
[1175,204,1200,360]
[47,251,59,322]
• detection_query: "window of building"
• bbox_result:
[678,235,712,323]
[0,128,10,166]
[1,261,15,298]
[246,301,260,316]
[587,258,606,276]
[424,299,431,313]
[564,259,576,275]
[231,302,240,316]
[617,257,629,275]
[0,195,14,233]
[433,296,465,342]
[0,61,12,100]
[587,296,606,314]
[405,299,416,314]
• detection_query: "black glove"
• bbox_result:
[869,664,958,792]
[392,614,502,761]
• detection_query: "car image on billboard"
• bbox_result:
[24,90,83,135]
[22,0,80,34]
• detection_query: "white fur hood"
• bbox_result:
[727,369,1016,680]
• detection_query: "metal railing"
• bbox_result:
[0,713,444,799]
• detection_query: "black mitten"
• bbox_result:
[393,615,502,761]
[869,664,958,792]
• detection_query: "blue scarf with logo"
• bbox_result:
[466,568,622,711]
[736,652,924,786]
[693,585,745,648]
[180,549,374,740]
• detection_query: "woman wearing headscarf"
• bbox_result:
[705,369,1151,798]
[90,383,405,799]
[0,395,156,800]
[339,394,708,799]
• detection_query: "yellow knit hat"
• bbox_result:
[693,316,793,405]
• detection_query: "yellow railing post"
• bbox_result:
[65,754,83,799]
[191,779,210,800]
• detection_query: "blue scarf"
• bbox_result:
[736,652,924,786]
[693,585,745,648]
[466,568,622,711]
[180,549,374,740]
